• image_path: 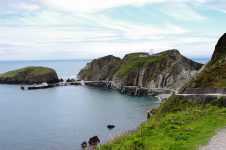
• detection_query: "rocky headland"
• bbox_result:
[99,33,226,150]
[0,66,59,84]
[78,49,203,96]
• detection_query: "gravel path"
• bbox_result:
[199,128,226,150]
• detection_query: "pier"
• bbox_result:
[21,80,109,90]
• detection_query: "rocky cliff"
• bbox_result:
[186,33,226,88]
[78,50,202,93]
[0,66,59,84]
[78,55,121,81]
[211,33,226,61]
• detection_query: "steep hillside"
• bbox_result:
[211,33,226,60]
[77,55,121,81]
[187,33,226,88]
[78,50,203,90]
[112,50,202,89]
[0,66,59,84]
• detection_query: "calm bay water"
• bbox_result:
[0,60,159,150]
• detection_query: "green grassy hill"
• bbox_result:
[116,50,175,78]
[0,66,59,84]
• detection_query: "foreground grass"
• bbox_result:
[99,96,226,150]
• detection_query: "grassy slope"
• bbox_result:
[0,66,55,78]
[116,50,174,78]
[99,96,226,150]
[187,55,226,88]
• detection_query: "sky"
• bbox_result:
[0,0,225,60]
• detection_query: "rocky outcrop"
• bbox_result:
[0,66,59,84]
[113,50,202,90]
[185,33,226,88]
[77,55,121,81]
[89,136,100,145]
[78,50,202,95]
[211,33,226,61]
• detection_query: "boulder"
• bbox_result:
[107,125,115,129]
[88,136,100,146]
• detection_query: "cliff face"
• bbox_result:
[78,50,202,91]
[111,50,202,90]
[186,33,226,88]
[77,55,121,81]
[211,33,226,61]
[0,66,59,84]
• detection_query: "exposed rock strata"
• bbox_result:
[78,55,121,81]
[78,50,203,96]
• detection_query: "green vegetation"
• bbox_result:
[0,66,55,78]
[99,96,226,150]
[188,55,226,88]
[116,50,176,78]
[0,66,58,84]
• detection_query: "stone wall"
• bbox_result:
[184,88,226,94]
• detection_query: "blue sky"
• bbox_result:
[0,0,225,60]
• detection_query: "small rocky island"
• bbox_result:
[0,66,59,84]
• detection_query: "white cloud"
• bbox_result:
[0,1,41,11]
[160,4,206,21]
[40,0,162,13]
[39,0,210,13]
[0,25,216,60]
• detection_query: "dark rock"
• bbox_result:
[81,141,87,149]
[147,108,157,119]
[58,78,64,82]
[77,55,121,81]
[66,78,75,82]
[185,33,226,88]
[211,33,226,61]
[88,136,100,146]
[107,125,115,129]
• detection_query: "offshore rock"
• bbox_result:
[0,66,59,84]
